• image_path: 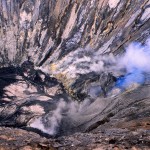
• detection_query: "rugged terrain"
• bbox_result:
[0,0,150,149]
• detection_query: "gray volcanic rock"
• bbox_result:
[0,127,149,150]
[0,0,150,149]
[0,66,69,129]
[0,0,150,97]
[0,127,55,150]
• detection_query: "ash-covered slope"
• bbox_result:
[0,0,150,149]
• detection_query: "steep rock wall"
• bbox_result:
[0,0,150,72]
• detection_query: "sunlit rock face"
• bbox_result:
[0,0,150,148]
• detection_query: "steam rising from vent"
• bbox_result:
[30,99,90,135]
[115,40,150,89]
[30,99,67,135]
[31,38,150,136]
[118,41,150,73]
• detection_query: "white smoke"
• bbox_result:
[114,39,150,89]
[118,41,150,73]
[30,38,150,135]
[29,98,91,135]
[30,99,67,135]
[108,38,150,96]
[54,38,150,79]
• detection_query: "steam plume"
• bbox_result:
[115,40,150,89]
[30,38,150,136]
[30,99,67,135]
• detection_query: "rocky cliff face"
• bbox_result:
[0,0,150,149]
[1,0,150,92]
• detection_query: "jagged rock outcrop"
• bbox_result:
[0,0,150,149]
